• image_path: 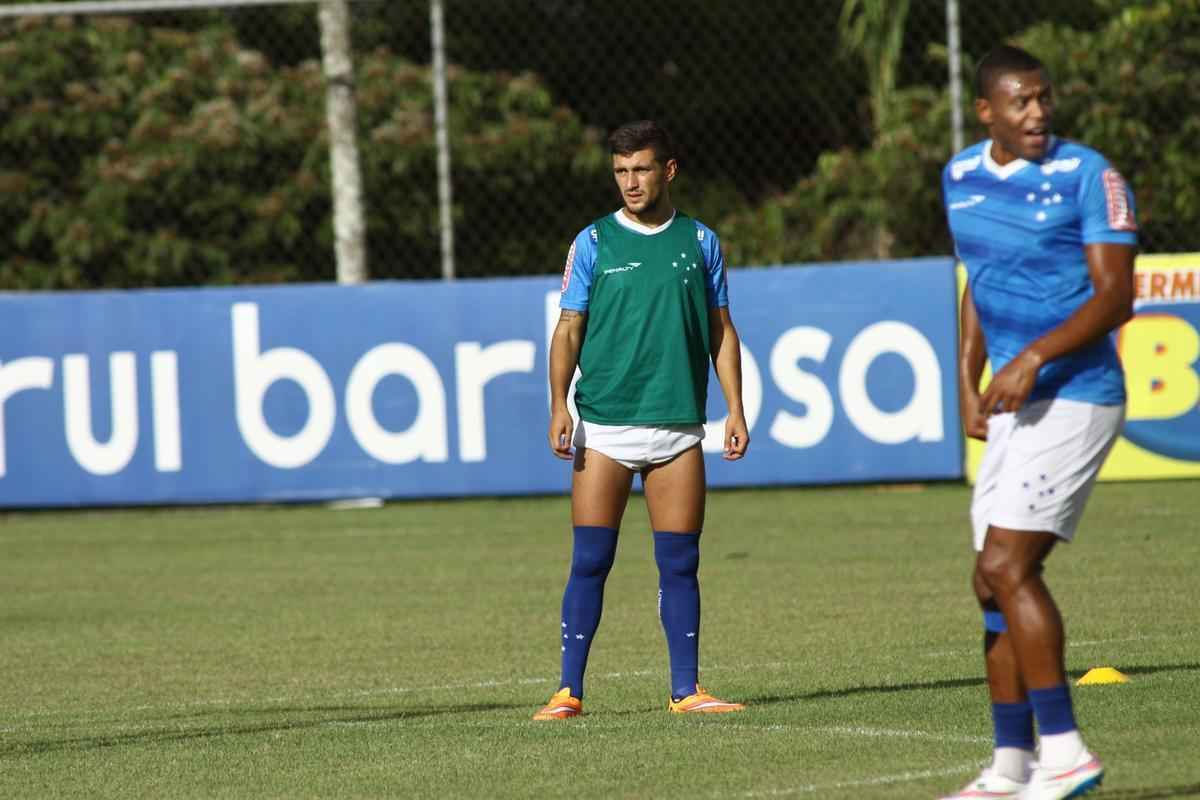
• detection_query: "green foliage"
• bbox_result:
[1018,0,1200,251]
[840,0,911,135]
[345,0,871,200]
[1,2,1195,287]
[721,0,1200,267]
[719,85,953,266]
[0,15,607,288]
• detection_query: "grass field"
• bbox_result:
[2,480,1198,799]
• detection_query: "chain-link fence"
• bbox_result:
[1,0,1196,289]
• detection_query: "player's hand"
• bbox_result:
[979,350,1041,416]
[548,409,575,460]
[722,415,749,461]
[960,391,988,441]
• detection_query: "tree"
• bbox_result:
[718,0,1200,267]
[1018,0,1200,252]
[0,15,608,288]
[718,85,952,267]
[838,0,912,258]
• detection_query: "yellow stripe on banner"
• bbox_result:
[959,254,1200,484]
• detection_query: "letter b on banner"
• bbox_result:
[233,303,336,469]
[1120,314,1200,420]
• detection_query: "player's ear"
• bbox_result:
[975,97,993,127]
[663,158,678,183]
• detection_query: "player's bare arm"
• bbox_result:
[708,306,749,460]
[548,309,588,459]
[959,284,989,440]
[980,242,1136,415]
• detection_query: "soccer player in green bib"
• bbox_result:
[533,121,750,720]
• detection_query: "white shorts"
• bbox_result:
[573,420,705,471]
[971,398,1124,550]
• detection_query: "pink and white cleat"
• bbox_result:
[1025,750,1104,799]
[938,767,1028,799]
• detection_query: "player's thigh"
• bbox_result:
[571,447,636,528]
[641,444,706,532]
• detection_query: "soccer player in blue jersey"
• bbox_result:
[939,46,1137,800]
[532,120,749,720]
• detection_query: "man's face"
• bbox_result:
[976,68,1054,163]
[612,148,676,216]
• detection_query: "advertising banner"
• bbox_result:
[0,259,962,507]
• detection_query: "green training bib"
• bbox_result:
[575,212,712,426]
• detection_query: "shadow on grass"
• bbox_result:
[1,700,523,757]
[1112,663,1200,678]
[1098,785,1200,799]
[747,661,1200,707]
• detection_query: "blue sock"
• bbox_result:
[558,525,618,699]
[1028,684,1078,735]
[654,531,701,700]
[992,701,1035,750]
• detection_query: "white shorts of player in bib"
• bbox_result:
[573,420,705,471]
[971,397,1124,551]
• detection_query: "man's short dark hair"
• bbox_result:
[975,45,1046,99]
[608,120,676,163]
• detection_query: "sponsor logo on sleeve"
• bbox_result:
[1103,169,1137,231]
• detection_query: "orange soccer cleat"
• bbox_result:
[667,686,746,714]
[532,687,583,720]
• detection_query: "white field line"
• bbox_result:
[10,630,1182,722]
[815,725,990,745]
[3,717,992,760]
[923,632,1180,658]
[704,723,989,745]
[738,761,983,797]
[3,662,790,720]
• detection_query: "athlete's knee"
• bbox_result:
[976,550,1033,596]
[653,531,700,578]
[972,565,993,605]
[570,526,618,579]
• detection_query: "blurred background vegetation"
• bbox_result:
[0,0,1196,288]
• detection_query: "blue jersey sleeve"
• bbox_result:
[1078,158,1138,246]
[940,167,961,261]
[559,226,598,311]
[695,220,729,309]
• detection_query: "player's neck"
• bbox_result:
[621,201,676,229]
[988,139,1022,166]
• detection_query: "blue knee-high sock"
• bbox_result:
[983,613,1035,753]
[1028,684,1078,735]
[559,525,618,699]
[992,701,1036,750]
[654,531,701,700]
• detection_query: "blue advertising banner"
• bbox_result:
[0,259,962,507]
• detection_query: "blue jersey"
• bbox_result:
[559,211,729,312]
[943,137,1138,405]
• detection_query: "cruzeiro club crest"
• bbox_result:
[1117,258,1200,462]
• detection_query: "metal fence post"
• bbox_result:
[430,0,455,281]
[947,0,964,155]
